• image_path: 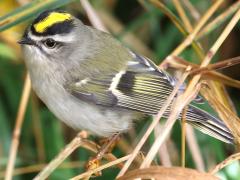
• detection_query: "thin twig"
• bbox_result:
[169,0,224,57]
[186,125,205,172]
[31,94,46,163]
[202,71,240,89]
[117,67,191,177]
[152,0,235,118]
[80,0,108,32]
[34,132,122,179]
[181,7,240,101]
[70,155,131,180]
[202,8,240,67]
[181,0,201,21]
[148,0,187,35]
[197,1,240,39]
[162,55,240,89]
[202,86,240,144]
[0,161,83,178]
[5,74,31,180]
[154,124,172,167]
[181,106,188,167]
[140,68,202,169]
[176,8,240,148]
[173,0,193,32]
[209,152,240,174]
[149,0,204,61]
[190,56,240,75]
[34,133,85,180]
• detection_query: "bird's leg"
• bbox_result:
[86,132,121,176]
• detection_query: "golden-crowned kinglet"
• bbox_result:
[18,10,233,143]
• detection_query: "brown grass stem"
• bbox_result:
[33,133,85,180]
[190,56,240,75]
[149,0,204,60]
[139,71,202,169]
[71,155,131,180]
[181,107,188,167]
[117,67,191,177]
[186,125,205,172]
[0,161,84,178]
[5,73,31,180]
[181,7,240,101]
[80,0,108,33]
[148,0,187,35]
[197,1,240,39]
[33,132,122,179]
[203,8,240,66]
[162,55,240,89]
[173,0,193,32]
[154,124,172,167]
[169,0,224,57]
[202,72,240,89]
[209,152,240,174]
[202,86,240,144]
[31,94,46,163]
[181,0,200,21]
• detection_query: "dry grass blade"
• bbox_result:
[209,152,240,174]
[0,161,83,178]
[71,155,131,180]
[186,125,205,172]
[31,94,46,162]
[202,72,240,89]
[154,124,172,167]
[197,1,240,39]
[202,8,240,67]
[117,166,218,180]
[201,86,240,144]
[166,55,240,73]
[181,0,200,21]
[173,0,193,32]
[163,56,240,89]
[181,107,188,167]
[5,74,31,180]
[181,7,240,103]
[148,0,186,35]
[169,0,224,57]
[117,68,190,177]
[190,56,240,75]
[34,133,85,180]
[140,68,201,169]
[34,132,121,179]
[148,0,204,61]
[80,0,108,32]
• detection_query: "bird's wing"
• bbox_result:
[66,51,175,114]
[66,51,234,143]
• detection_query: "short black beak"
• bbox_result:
[18,36,35,45]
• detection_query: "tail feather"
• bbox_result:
[186,105,234,144]
[188,121,233,144]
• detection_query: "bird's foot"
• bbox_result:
[85,132,121,177]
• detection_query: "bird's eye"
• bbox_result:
[43,38,57,48]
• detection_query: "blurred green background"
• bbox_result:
[0,0,240,179]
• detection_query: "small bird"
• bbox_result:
[19,10,233,143]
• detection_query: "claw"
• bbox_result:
[86,158,102,177]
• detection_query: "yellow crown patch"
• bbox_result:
[34,12,72,33]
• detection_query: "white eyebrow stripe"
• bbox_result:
[28,31,75,42]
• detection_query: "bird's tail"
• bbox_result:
[185,105,234,144]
